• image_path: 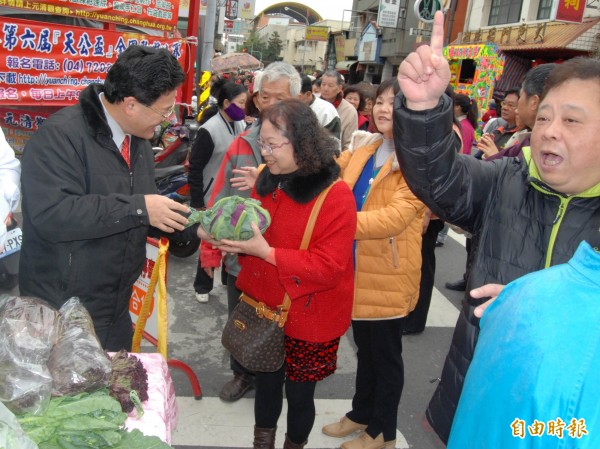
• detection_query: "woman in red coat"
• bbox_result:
[208,99,357,449]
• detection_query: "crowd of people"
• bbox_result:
[3,11,599,449]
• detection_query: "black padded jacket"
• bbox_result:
[393,92,600,444]
[20,84,161,331]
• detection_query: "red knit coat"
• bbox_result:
[236,181,357,343]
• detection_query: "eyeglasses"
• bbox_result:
[501,101,518,109]
[143,102,176,121]
[257,138,289,155]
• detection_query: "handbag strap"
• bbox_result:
[281,179,341,311]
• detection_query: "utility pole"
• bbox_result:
[284,6,309,73]
[201,0,218,72]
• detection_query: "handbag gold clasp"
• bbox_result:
[234,319,246,330]
[277,308,289,328]
[256,302,268,319]
[240,293,289,327]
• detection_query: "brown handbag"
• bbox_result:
[221,181,338,372]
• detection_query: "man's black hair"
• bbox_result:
[103,45,185,106]
[300,74,313,94]
[521,64,557,98]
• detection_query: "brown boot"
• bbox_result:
[219,373,254,402]
[253,426,276,449]
[283,434,307,449]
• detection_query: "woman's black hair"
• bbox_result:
[213,79,247,108]
[245,90,260,118]
[454,93,479,130]
[260,99,340,175]
[375,78,399,98]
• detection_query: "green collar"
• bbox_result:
[522,147,600,198]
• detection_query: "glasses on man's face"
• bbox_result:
[257,138,289,155]
[143,102,176,121]
[501,101,518,109]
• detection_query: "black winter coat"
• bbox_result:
[19,84,156,331]
[393,93,600,444]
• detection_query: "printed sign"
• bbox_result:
[413,0,443,23]
[129,238,167,343]
[0,0,179,32]
[225,0,238,19]
[0,108,54,154]
[306,26,329,42]
[179,0,189,18]
[553,0,586,23]
[378,0,401,28]
[334,34,346,61]
[0,18,187,106]
[0,227,21,259]
[239,0,255,20]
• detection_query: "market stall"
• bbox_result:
[0,296,177,448]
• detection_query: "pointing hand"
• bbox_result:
[397,11,451,110]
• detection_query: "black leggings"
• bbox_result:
[254,365,317,444]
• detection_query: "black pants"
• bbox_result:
[193,252,214,294]
[347,318,405,441]
[95,308,134,351]
[227,274,255,377]
[405,219,444,333]
[254,364,317,445]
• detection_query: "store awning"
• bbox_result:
[499,18,600,54]
[335,60,358,72]
[454,18,600,59]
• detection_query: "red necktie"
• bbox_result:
[120,135,131,168]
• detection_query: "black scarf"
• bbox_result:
[256,161,340,204]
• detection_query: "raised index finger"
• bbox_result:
[430,10,445,57]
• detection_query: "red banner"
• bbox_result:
[0,107,56,154]
[1,0,179,32]
[554,0,585,23]
[0,18,187,106]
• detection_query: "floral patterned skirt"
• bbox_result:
[284,336,341,382]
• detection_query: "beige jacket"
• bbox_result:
[337,131,425,319]
[337,98,358,151]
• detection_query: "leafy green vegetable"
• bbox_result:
[116,429,172,449]
[16,390,172,449]
[195,196,271,240]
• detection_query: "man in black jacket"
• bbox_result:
[19,46,191,351]
[393,12,600,445]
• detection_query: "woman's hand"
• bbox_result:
[212,223,271,260]
[477,133,499,158]
[471,283,505,318]
[196,225,221,246]
[230,166,258,191]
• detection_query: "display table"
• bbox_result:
[124,352,178,444]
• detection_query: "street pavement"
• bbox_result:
[163,230,468,449]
